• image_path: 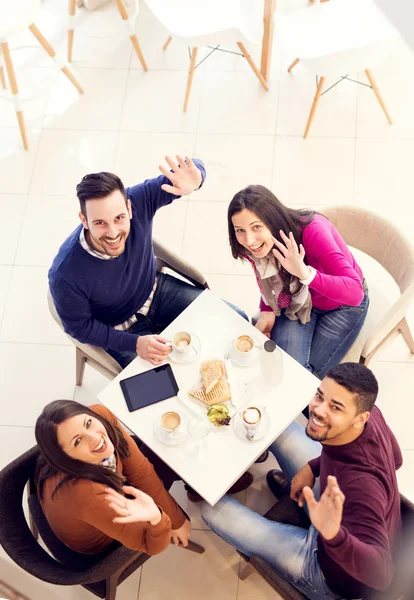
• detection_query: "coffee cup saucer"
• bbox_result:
[229,344,260,368]
[233,404,271,442]
[153,416,188,446]
[169,333,201,365]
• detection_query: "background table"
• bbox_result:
[97,290,318,505]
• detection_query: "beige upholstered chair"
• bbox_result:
[321,206,414,366]
[48,238,209,385]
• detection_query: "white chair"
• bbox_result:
[67,0,147,70]
[145,0,269,112]
[277,0,400,137]
[321,206,414,366]
[0,0,84,150]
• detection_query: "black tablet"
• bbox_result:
[120,364,179,413]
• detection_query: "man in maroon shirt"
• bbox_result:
[201,363,402,600]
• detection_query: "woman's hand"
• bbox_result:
[105,485,161,526]
[159,155,202,196]
[171,519,192,547]
[272,231,310,280]
[255,312,276,338]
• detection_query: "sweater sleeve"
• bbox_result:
[303,225,364,306]
[322,478,395,590]
[73,480,171,554]
[49,272,138,353]
[92,405,186,530]
[308,456,321,477]
[127,158,206,217]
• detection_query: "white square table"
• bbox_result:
[97,290,319,506]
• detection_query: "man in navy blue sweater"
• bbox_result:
[49,155,218,367]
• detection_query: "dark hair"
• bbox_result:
[228,185,315,293]
[325,363,379,414]
[76,172,127,217]
[35,400,131,500]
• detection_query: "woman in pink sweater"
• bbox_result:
[228,185,369,379]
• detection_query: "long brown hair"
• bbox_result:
[228,185,315,293]
[35,400,131,499]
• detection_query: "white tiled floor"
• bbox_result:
[1,1,414,599]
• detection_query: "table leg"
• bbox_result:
[260,0,276,82]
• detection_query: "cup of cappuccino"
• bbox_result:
[161,411,181,435]
[172,331,192,354]
[242,406,262,431]
[233,334,255,362]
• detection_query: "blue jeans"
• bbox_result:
[271,291,369,379]
[201,422,343,600]
[108,272,248,368]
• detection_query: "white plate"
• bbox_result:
[153,417,189,446]
[229,344,260,368]
[178,375,248,418]
[233,404,271,442]
[169,332,202,365]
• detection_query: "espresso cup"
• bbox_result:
[161,411,181,435]
[233,335,255,361]
[242,406,262,431]
[172,331,192,355]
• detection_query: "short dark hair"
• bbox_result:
[76,172,127,217]
[35,400,130,499]
[325,363,379,414]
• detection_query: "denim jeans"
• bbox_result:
[201,422,344,600]
[271,291,369,379]
[108,272,248,368]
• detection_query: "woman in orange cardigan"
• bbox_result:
[35,400,190,555]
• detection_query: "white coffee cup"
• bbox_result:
[172,331,192,355]
[233,334,255,362]
[242,406,262,436]
[161,411,181,435]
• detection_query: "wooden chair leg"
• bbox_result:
[304,75,325,139]
[163,35,172,51]
[68,0,76,63]
[399,317,414,353]
[237,42,269,91]
[0,42,28,150]
[184,47,198,113]
[365,69,392,125]
[105,573,118,600]
[115,0,148,71]
[28,24,84,94]
[0,46,6,89]
[76,347,87,386]
[288,57,300,72]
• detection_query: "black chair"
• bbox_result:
[238,494,414,600]
[0,445,204,600]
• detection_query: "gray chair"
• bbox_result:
[47,238,209,385]
[321,206,414,366]
[0,444,204,600]
[238,494,414,600]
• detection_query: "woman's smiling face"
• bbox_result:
[57,413,114,464]
[232,208,274,259]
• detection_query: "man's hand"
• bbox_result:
[255,311,276,338]
[303,475,345,540]
[171,519,192,547]
[290,463,315,508]
[159,155,202,196]
[136,335,172,365]
[105,485,161,526]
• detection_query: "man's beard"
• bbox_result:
[305,411,331,442]
[88,230,126,256]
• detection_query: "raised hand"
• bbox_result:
[105,485,162,526]
[159,155,202,196]
[303,475,345,540]
[272,231,310,280]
